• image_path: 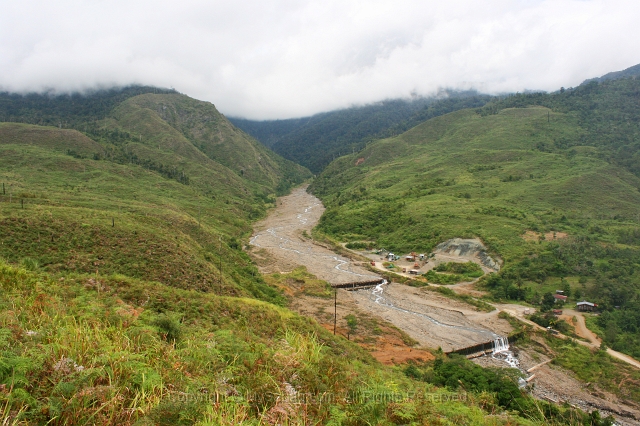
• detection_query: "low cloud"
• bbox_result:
[1,0,639,119]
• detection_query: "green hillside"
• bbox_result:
[310,80,640,359]
[231,92,491,174]
[4,259,607,425]
[0,88,310,301]
[311,106,640,257]
[0,89,598,425]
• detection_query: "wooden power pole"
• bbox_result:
[333,289,337,335]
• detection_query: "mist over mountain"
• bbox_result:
[582,62,640,85]
[2,59,640,424]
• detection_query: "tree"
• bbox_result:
[561,278,571,298]
[345,314,358,340]
[541,292,555,312]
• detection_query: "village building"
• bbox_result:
[553,294,568,303]
[576,301,598,312]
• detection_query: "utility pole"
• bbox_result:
[333,289,337,335]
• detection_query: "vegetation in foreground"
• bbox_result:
[0,259,581,425]
[404,354,614,426]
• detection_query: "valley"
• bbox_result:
[248,185,513,352]
[249,184,640,424]
[2,74,640,424]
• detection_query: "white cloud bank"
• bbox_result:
[1,0,639,119]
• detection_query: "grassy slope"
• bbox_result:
[111,94,308,193]
[0,89,303,309]
[310,107,640,263]
[310,98,640,363]
[0,135,265,298]
[0,252,556,424]
[0,91,310,299]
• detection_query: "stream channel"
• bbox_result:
[250,186,517,365]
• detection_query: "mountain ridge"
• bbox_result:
[581,62,640,85]
[230,91,492,173]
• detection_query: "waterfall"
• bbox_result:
[492,336,519,368]
[492,336,509,354]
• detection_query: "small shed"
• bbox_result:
[553,294,568,303]
[408,269,420,275]
[553,309,563,316]
[576,301,597,312]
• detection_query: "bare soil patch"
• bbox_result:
[522,230,569,241]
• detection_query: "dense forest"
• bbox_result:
[0,86,176,127]
[231,91,492,173]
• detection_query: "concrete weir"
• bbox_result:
[331,279,385,290]
[447,338,509,356]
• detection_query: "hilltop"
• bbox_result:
[581,62,640,85]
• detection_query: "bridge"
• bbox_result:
[330,278,385,290]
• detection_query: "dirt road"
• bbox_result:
[563,309,640,370]
[508,306,640,370]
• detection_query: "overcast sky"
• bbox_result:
[1,0,640,120]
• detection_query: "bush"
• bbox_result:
[154,314,182,343]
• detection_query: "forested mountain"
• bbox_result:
[310,76,640,359]
[0,86,177,126]
[582,62,640,85]
[230,91,492,173]
[480,76,640,178]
